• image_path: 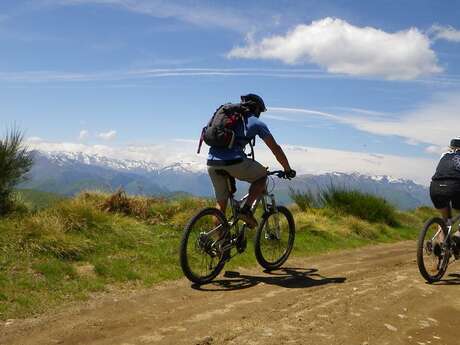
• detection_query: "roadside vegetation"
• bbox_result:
[290,186,400,225]
[0,187,436,320]
[0,128,33,215]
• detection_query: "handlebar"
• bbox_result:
[267,170,294,180]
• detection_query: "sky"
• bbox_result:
[1,0,460,184]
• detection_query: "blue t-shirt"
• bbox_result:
[207,114,271,162]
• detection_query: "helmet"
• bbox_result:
[240,93,267,112]
[451,138,460,148]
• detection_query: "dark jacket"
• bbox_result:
[432,151,460,180]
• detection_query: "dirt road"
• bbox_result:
[2,241,460,345]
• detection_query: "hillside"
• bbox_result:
[20,150,431,210]
[15,189,66,209]
[0,190,435,320]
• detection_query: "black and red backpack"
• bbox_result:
[197,103,249,153]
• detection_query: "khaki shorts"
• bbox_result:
[208,158,267,202]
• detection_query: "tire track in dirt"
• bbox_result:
[1,241,460,345]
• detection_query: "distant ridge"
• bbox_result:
[20,150,431,210]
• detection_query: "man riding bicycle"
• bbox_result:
[206,93,296,229]
[430,138,460,245]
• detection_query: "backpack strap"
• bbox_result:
[197,127,206,154]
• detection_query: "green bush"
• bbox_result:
[0,128,33,215]
[320,186,399,226]
[289,187,318,211]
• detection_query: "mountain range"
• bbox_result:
[19,150,431,210]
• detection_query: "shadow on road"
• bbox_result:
[192,267,346,291]
[435,273,460,285]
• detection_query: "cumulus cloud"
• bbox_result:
[430,24,460,42]
[97,130,117,141]
[25,137,436,185]
[228,17,442,80]
[78,129,89,140]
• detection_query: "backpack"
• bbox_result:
[197,103,249,154]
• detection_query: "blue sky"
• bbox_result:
[1,0,460,183]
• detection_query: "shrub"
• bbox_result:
[0,128,33,215]
[320,186,399,226]
[289,187,318,211]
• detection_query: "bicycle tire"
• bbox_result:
[179,207,229,284]
[254,206,295,270]
[416,217,450,283]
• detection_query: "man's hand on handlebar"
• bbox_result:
[285,169,296,179]
[267,169,296,180]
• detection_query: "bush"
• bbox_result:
[0,128,33,215]
[77,190,213,228]
[289,187,318,211]
[320,186,399,226]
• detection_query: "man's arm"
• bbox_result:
[263,135,291,171]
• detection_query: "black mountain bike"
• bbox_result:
[179,170,295,285]
[417,214,460,283]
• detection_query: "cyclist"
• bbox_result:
[207,93,296,228]
[430,137,460,244]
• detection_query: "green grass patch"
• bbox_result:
[0,190,430,320]
[15,189,66,210]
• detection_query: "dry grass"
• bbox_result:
[0,190,432,320]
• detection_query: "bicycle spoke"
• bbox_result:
[180,209,229,284]
[417,218,449,282]
[256,207,294,269]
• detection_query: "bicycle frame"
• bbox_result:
[438,214,460,244]
[203,171,287,257]
[221,175,280,243]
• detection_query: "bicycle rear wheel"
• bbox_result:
[254,206,295,270]
[417,217,450,283]
[179,207,229,284]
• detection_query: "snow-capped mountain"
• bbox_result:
[21,150,431,210]
[40,150,205,174]
[273,171,430,210]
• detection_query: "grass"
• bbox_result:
[291,186,399,226]
[14,189,66,210]
[0,189,432,320]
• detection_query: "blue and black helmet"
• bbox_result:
[451,138,460,148]
[241,93,267,112]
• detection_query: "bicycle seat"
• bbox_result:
[215,169,237,195]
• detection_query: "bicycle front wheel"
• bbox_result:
[417,217,449,283]
[179,207,229,284]
[254,206,295,270]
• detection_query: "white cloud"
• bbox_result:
[27,136,44,142]
[97,130,117,140]
[45,0,253,31]
[25,138,436,185]
[430,24,460,42]
[341,93,460,147]
[425,145,446,155]
[228,17,442,80]
[78,129,89,140]
[0,68,326,83]
[1,67,459,85]
[268,92,460,148]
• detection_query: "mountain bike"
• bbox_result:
[179,170,295,285]
[417,214,460,283]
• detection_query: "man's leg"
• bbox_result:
[439,206,452,224]
[208,166,231,237]
[216,199,228,213]
[245,176,267,208]
[225,159,268,228]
